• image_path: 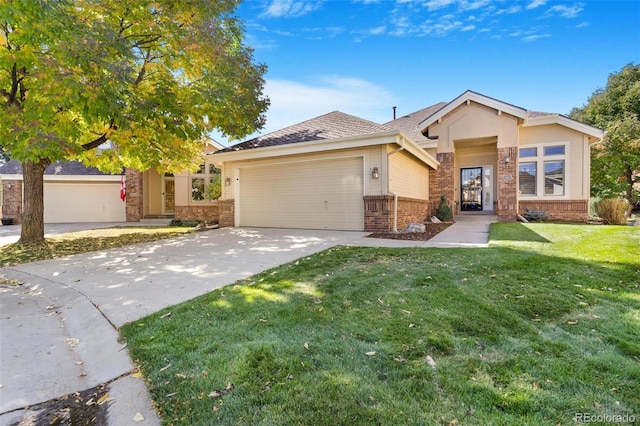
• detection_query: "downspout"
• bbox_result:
[387,137,405,232]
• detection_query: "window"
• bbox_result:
[519,147,537,157]
[544,161,564,195]
[518,162,537,195]
[544,145,564,156]
[518,143,566,197]
[190,162,221,202]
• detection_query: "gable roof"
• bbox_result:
[216,111,394,153]
[0,160,115,176]
[417,90,528,132]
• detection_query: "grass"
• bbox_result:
[0,226,194,267]
[121,223,640,426]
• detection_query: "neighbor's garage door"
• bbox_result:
[44,182,126,223]
[238,157,364,231]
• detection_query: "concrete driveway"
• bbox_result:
[0,227,367,425]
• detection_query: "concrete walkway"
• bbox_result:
[0,216,495,425]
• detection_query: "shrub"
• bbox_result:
[523,208,548,222]
[595,198,631,225]
[435,194,453,222]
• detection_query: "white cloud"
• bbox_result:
[496,5,522,14]
[544,3,584,18]
[262,0,325,18]
[526,0,547,10]
[522,33,551,41]
[250,77,397,135]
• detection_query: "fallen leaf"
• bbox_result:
[394,356,405,363]
[409,323,415,328]
[515,295,525,299]
[132,412,144,422]
[160,312,172,319]
[160,363,172,372]
[131,372,143,378]
[208,391,222,398]
[303,342,309,350]
[97,393,111,405]
[365,351,376,356]
[567,321,578,325]
[426,355,436,369]
[259,319,268,323]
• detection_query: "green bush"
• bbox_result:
[435,194,453,222]
[523,208,548,222]
[595,198,631,225]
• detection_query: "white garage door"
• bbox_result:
[44,182,126,223]
[238,157,364,231]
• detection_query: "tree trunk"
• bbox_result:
[624,164,634,204]
[19,159,51,244]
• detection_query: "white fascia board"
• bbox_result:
[397,133,440,169]
[522,114,604,142]
[212,130,440,170]
[417,90,528,132]
[211,131,401,163]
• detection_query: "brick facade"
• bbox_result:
[125,169,143,222]
[363,195,430,232]
[218,199,235,227]
[519,200,589,223]
[174,204,219,222]
[429,153,456,214]
[1,180,22,224]
[497,147,518,222]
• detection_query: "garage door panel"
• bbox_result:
[239,157,364,231]
[44,182,126,223]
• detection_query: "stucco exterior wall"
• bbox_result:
[428,102,520,153]
[518,124,590,199]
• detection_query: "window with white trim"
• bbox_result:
[191,162,221,202]
[518,144,566,197]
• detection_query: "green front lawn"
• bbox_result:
[121,223,640,425]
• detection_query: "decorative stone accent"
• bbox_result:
[429,153,455,215]
[174,205,219,222]
[1,180,22,224]
[519,200,589,223]
[218,199,235,227]
[125,169,143,222]
[404,222,426,233]
[497,147,518,221]
[364,195,430,232]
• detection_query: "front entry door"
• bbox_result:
[162,176,175,214]
[461,167,483,211]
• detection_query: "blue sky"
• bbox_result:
[213,0,639,144]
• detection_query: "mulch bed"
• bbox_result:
[367,222,452,241]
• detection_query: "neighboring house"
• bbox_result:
[0,140,223,224]
[210,90,604,232]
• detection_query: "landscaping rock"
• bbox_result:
[429,216,442,223]
[405,223,426,233]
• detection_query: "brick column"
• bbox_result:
[125,169,143,222]
[2,180,22,224]
[218,199,235,227]
[429,152,455,214]
[497,147,518,221]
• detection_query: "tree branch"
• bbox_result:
[81,119,118,150]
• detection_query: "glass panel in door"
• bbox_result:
[461,167,483,211]
[163,177,175,214]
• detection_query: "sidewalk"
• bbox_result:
[0,217,495,425]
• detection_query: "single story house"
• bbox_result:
[0,140,223,224]
[0,91,604,229]
[210,90,604,232]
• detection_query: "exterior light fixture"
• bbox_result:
[504,156,510,164]
[371,166,380,179]
[225,178,231,186]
